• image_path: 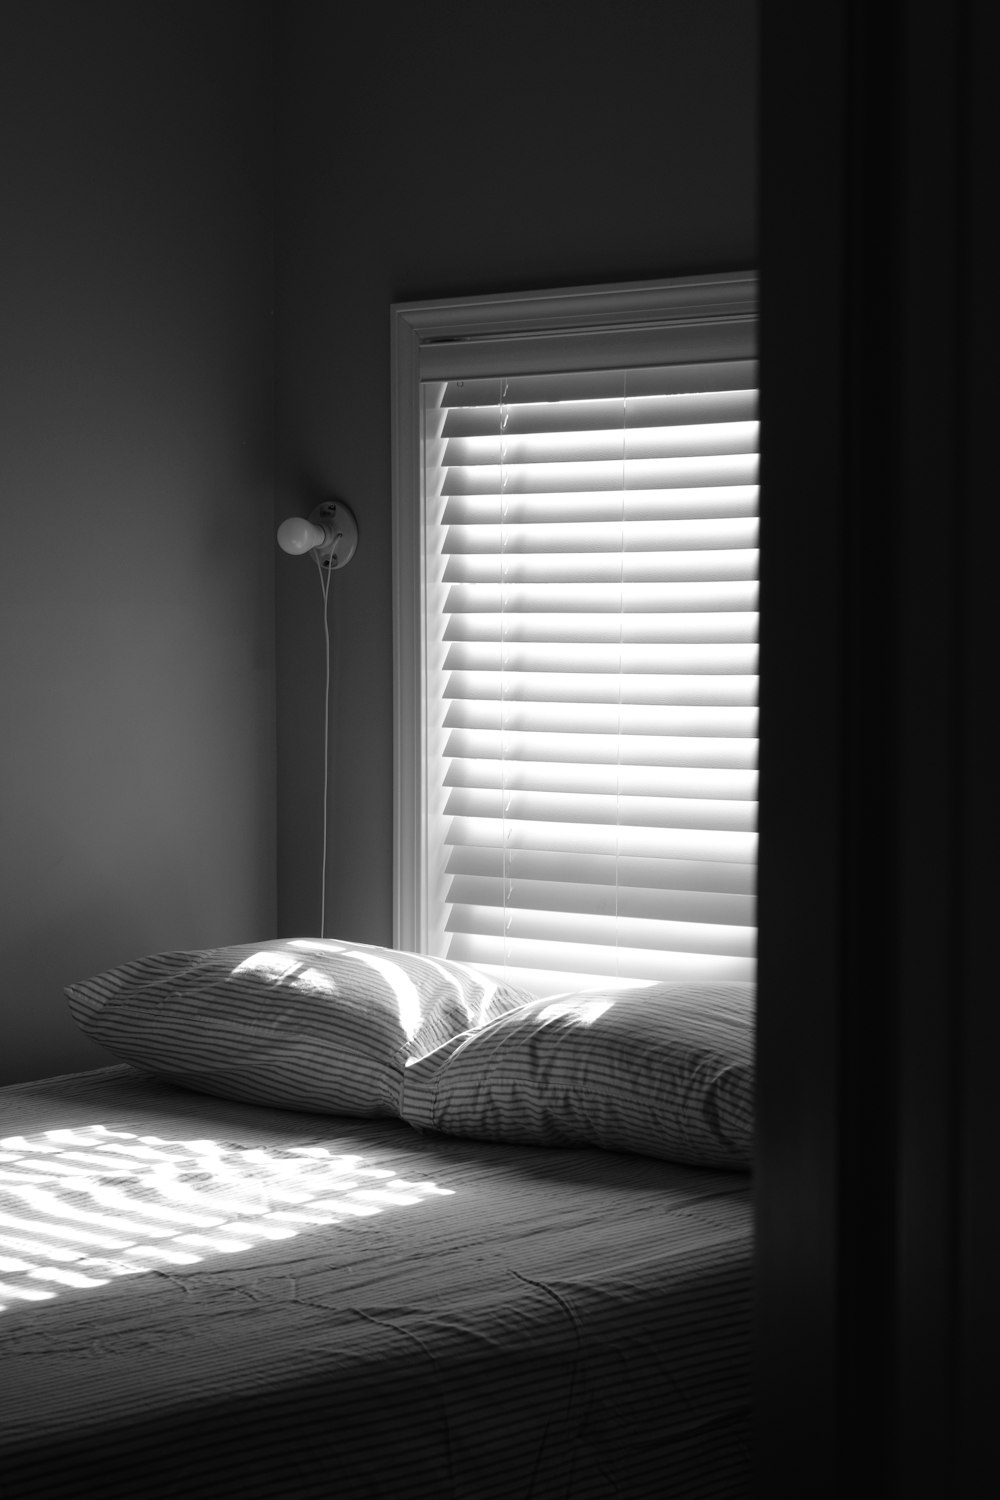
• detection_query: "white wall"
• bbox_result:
[0,2,277,1084]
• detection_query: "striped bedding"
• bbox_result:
[0,1064,752,1498]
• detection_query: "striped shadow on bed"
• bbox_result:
[1,1065,752,1499]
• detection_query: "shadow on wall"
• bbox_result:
[1,878,272,1087]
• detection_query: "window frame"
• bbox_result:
[391,272,758,962]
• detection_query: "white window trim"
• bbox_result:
[391,272,758,959]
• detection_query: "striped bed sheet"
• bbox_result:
[0,1064,752,1498]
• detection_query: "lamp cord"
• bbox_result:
[314,554,333,940]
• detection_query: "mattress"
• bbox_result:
[0,1064,752,1498]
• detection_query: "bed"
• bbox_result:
[0,939,753,1498]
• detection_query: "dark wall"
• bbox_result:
[756,3,997,1492]
[274,0,759,942]
[0,2,276,1084]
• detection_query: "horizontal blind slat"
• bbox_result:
[444,934,755,984]
[443,611,758,645]
[443,729,758,769]
[446,874,755,927]
[444,761,757,799]
[442,518,759,554]
[442,672,758,707]
[444,845,757,895]
[442,580,758,613]
[443,787,757,832]
[445,905,755,959]
[442,388,758,437]
[443,816,757,864]
[442,550,759,585]
[443,643,758,674]
[442,701,758,736]
[441,484,759,525]
[438,364,758,407]
[439,453,759,495]
[441,421,759,467]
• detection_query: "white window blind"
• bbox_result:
[393,276,758,995]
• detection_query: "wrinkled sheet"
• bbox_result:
[0,1066,752,1498]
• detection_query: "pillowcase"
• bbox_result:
[66,937,535,1117]
[400,980,754,1170]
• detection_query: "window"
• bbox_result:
[392,275,758,994]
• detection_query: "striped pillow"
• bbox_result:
[66,938,535,1117]
[400,981,754,1169]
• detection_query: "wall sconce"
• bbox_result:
[277,500,359,570]
[275,498,359,943]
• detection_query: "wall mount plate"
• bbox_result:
[311,500,358,570]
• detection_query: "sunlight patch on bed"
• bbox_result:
[0,1125,453,1312]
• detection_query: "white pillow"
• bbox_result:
[400,980,754,1169]
[66,937,536,1117]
